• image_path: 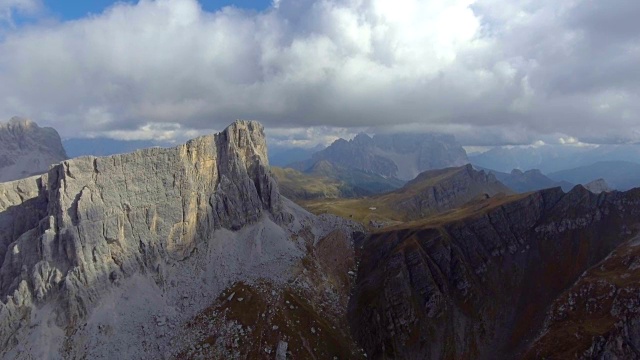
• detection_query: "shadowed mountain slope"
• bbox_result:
[349,186,640,359]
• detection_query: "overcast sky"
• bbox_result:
[0,0,639,147]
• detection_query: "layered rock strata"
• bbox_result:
[349,186,640,359]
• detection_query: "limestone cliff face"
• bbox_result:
[349,186,640,359]
[0,120,308,355]
[0,117,68,182]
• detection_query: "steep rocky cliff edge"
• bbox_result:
[0,117,68,182]
[349,185,640,359]
[0,120,364,359]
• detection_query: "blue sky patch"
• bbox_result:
[42,0,273,21]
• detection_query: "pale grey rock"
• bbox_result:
[0,120,359,359]
[584,178,613,194]
[0,117,68,183]
[276,340,288,360]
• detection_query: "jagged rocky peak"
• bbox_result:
[4,116,35,129]
[0,116,68,182]
[351,132,374,145]
[215,119,269,165]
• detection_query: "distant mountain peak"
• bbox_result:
[290,131,469,181]
[352,133,374,145]
[0,117,68,182]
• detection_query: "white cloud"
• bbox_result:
[0,0,638,145]
[98,122,203,141]
[0,0,40,25]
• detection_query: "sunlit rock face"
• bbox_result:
[0,120,364,359]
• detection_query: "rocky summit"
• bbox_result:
[0,120,364,359]
[0,117,68,183]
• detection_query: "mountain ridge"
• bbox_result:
[303,164,511,226]
[549,160,640,191]
[290,132,469,181]
[349,185,640,359]
[476,166,575,193]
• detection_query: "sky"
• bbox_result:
[0,0,639,148]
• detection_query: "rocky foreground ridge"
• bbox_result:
[0,120,363,359]
[0,117,68,183]
[349,185,640,359]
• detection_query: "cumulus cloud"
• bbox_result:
[0,0,638,146]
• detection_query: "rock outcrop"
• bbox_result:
[291,132,469,181]
[349,185,640,359]
[0,117,68,182]
[0,120,363,359]
[584,178,613,194]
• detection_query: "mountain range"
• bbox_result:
[304,164,512,226]
[479,167,575,193]
[548,161,640,191]
[470,144,640,174]
[290,132,469,181]
[2,119,640,359]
